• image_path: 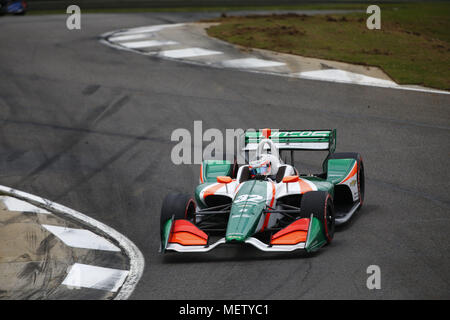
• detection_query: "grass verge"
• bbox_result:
[206,2,450,90]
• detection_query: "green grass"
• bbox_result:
[206,2,450,90]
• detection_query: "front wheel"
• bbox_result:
[301,191,335,243]
[160,193,196,241]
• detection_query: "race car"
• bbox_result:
[0,1,27,15]
[160,129,364,254]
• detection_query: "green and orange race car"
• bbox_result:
[160,129,364,254]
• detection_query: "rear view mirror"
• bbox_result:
[282,175,299,183]
[217,176,232,184]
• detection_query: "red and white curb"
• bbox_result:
[100,23,449,95]
[0,185,144,300]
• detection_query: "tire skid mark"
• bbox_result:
[54,127,155,201]
[0,118,168,144]
[82,84,101,96]
[7,95,132,188]
[367,177,450,209]
[93,95,130,125]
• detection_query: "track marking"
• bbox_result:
[297,69,397,86]
[42,224,121,252]
[0,185,144,300]
[0,196,50,214]
[108,34,149,42]
[113,23,185,36]
[159,47,223,58]
[119,40,178,49]
[221,58,285,68]
[63,263,129,292]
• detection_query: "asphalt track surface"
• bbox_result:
[0,12,449,299]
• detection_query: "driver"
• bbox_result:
[249,154,279,178]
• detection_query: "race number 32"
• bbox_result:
[234,194,264,203]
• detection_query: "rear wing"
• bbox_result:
[243,129,336,152]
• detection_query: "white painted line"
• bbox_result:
[297,69,397,86]
[0,196,50,214]
[294,69,449,94]
[113,23,185,36]
[42,224,121,252]
[0,185,144,300]
[160,47,223,58]
[221,58,286,68]
[108,33,149,42]
[119,40,178,49]
[63,263,129,292]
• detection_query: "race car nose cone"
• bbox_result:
[225,234,245,242]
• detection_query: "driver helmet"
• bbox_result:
[249,154,277,176]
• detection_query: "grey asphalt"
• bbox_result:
[0,12,449,299]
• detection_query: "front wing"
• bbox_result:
[161,215,327,253]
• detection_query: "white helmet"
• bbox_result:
[249,153,280,176]
[249,138,281,176]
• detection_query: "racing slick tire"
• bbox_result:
[327,152,365,209]
[160,193,196,235]
[301,191,335,243]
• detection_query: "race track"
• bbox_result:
[0,12,449,299]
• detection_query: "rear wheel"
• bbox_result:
[160,193,196,239]
[301,191,335,243]
[327,152,365,209]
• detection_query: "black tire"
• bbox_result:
[301,191,335,243]
[160,193,196,239]
[326,152,365,209]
